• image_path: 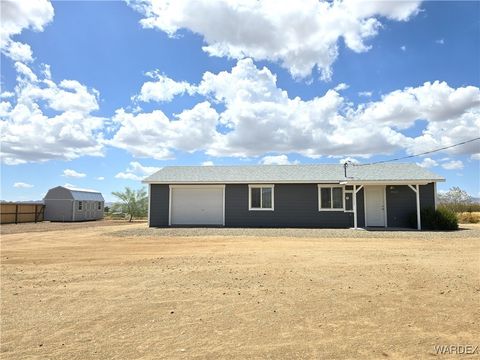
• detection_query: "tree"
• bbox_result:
[437,186,472,212]
[111,187,148,222]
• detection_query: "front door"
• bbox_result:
[365,186,386,227]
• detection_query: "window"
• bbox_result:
[318,186,344,210]
[249,185,274,210]
[344,191,353,212]
[78,201,83,211]
[97,202,102,210]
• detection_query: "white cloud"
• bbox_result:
[115,172,143,181]
[115,161,161,181]
[201,161,214,166]
[471,154,480,160]
[129,0,421,80]
[1,62,105,165]
[132,71,195,103]
[63,169,86,178]
[358,91,372,97]
[416,157,438,168]
[259,155,298,165]
[400,45,406,52]
[96,176,105,180]
[339,157,360,165]
[442,160,464,170]
[109,101,219,159]
[13,182,33,188]
[334,83,349,91]
[0,0,54,62]
[435,39,445,45]
[111,59,480,163]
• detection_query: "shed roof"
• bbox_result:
[44,186,105,201]
[143,163,444,184]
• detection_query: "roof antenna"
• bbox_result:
[343,160,352,178]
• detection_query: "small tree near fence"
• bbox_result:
[111,187,148,222]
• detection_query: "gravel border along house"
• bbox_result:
[143,164,444,229]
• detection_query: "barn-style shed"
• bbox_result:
[43,186,104,222]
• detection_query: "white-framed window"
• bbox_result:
[97,202,102,210]
[344,185,354,212]
[318,185,344,211]
[78,201,83,211]
[249,185,274,211]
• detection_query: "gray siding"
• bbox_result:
[225,184,353,228]
[73,200,104,221]
[148,183,435,229]
[386,183,435,228]
[149,184,170,227]
[44,200,74,222]
[356,188,365,228]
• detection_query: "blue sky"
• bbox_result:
[1,0,479,202]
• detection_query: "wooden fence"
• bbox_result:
[0,203,45,224]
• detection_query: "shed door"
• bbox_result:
[170,186,224,225]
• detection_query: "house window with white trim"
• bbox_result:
[249,185,274,210]
[78,201,83,211]
[97,202,102,210]
[344,190,353,212]
[318,186,344,210]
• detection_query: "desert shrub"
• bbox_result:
[457,212,480,224]
[409,207,458,230]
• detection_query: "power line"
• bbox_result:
[353,137,480,167]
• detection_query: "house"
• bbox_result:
[143,164,444,229]
[43,186,105,222]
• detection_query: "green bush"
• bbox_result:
[409,207,459,230]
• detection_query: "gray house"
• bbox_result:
[43,186,105,222]
[143,164,444,229]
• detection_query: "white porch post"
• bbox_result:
[353,185,357,229]
[353,185,363,229]
[408,184,421,230]
[415,184,421,230]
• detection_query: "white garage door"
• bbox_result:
[170,186,224,225]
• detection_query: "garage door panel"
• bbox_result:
[171,187,224,225]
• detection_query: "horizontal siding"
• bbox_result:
[150,184,169,227]
[225,184,353,228]
[386,183,435,228]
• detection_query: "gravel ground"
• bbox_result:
[110,224,480,239]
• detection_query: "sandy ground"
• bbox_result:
[1,222,479,359]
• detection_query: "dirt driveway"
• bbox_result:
[1,222,479,359]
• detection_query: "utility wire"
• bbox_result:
[353,137,480,167]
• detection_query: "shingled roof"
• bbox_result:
[143,163,444,184]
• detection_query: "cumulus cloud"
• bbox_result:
[201,161,214,166]
[96,176,105,181]
[63,169,86,178]
[259,155,298,165]
[416,157,438,168]
[442,160,464,170]
[115,161,161,181]
[13,182,33,188]
[128,0,421,80]
[132,71,195,102]
[0,0,54,62]
[113,59,480,162]
[0,62,105,165]
[109,101,219,159]
[339,157,360,165]
[334,83,349,91]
